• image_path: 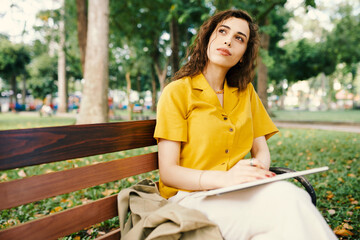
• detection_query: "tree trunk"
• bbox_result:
[155,62,167,92]
[170,16,179,77]
[57,0,68,113]
[151,66,157,112]
[125,72,132,121]
[257,31,270,111]
[77,0,109,124]
[136,74,141,93]
[76,0,87,75]
[21,75,26,105]
[349,71,357,109]
[10,75,17,107]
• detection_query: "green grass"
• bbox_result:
[0,112,76,130]
[0,113,359,239]
[272,109,360,123]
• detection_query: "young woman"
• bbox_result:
[154,9,337,240]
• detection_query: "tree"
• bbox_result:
[167,1,211,77]
[327,4,360,106]
[77,0,109,124]
[76,0,87,75]
[110,0,172,118]
[0,39,30,107]
[57,0,68,113]
[27,53,58,100]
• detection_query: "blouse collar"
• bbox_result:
[191,72,240,114]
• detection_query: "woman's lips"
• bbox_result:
[217,48,231,56]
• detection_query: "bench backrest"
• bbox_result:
[0,120,158,240]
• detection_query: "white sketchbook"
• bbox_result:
[195,166,329,198]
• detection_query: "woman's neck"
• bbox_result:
[202,63,228,91]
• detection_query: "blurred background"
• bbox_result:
[0,0,359,124]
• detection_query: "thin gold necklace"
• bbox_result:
[215,89,224,94]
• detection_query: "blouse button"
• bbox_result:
[225,149,229,153]
[229,128,233,132]
[224,117,228,120]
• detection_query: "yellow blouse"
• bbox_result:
[154,73,279,199]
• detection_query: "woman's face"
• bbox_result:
[206,17,250,70]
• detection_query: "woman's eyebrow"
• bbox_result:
[219,24,248,39]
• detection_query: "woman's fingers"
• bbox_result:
[236,158,267,169]
[226,164,276,186]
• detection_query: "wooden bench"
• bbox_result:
[0,120,316,239]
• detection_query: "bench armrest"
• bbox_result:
[269,167,317,206]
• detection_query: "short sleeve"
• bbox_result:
[154,81,188,142]
[249,84,279,140]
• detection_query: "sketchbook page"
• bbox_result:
[195,166,329,198]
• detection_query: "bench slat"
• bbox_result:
[0,152,158,210]
[0,120,157,170]
[0,194,118,240]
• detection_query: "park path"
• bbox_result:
[274,121,360,134]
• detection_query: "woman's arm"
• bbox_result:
[250,135,271,170]
[158,139,225,190]
[158,137,274,191]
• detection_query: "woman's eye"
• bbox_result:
[235,36,244,42]
[219,29,226,34]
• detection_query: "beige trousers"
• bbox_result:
[169,181,338,240]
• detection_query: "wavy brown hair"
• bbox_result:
[173,9,259,91]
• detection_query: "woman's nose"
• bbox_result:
[224,36,232,46]
[224,40,231,47]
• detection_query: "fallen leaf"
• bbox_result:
[54,206,63,212]
[343,223,353,230]
[80,198,92,204]
[327,209,336,215]
[127,177,135,183]
[348,173,356,177]
[277,141,282,146]
[350,200,358,205]
[334,229,353,236]
[87,229,94,235]
[101,189,116,196]
[337,177,344,183]
[74,236,81,240]
[0,173,8,181]
[326,191,334,200]
[346,211,353,216]
[18,169,27,178]
[308,161,314,165]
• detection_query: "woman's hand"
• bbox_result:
[221,158,276,187]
